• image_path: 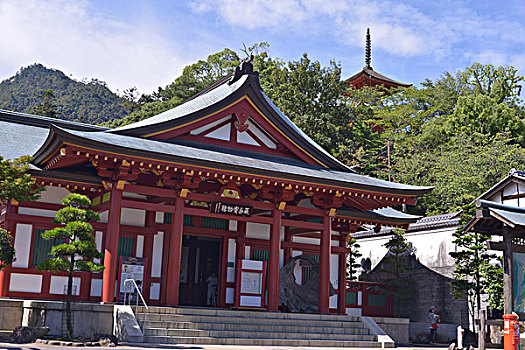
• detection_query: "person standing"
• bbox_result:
[206,272,218,306]
[429,306,440,344]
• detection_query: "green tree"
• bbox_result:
[346,237,362,281]
[450,203,496,329]
[0,155,43,270]
[37,194,103,339]
[32,89,59,118]
[381,229,414,316]
[0,229,15,271]
[375,63,525,215]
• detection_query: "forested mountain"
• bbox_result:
[0,64,130,124]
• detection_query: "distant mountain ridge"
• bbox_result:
[0,64,130,125]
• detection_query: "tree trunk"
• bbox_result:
[66,259,74,339]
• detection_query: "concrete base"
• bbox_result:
[409,322,458,343]
[372,316,410,345]
[0,299,23,331]
[0,298,113,338]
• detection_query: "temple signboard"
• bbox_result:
[210,201,252,217]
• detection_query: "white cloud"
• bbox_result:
[189,0,525,63]
[0,0,186,94]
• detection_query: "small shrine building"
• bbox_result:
[0,61,431,314]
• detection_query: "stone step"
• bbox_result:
[141,320,370,334]
[143,335,386,347]
[143,327,376,341]
[136,312,364,328]
[136,306,360,322]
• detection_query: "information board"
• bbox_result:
[234,259,267,309]
[117,256,145,302]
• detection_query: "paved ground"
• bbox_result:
[0,343,452,350]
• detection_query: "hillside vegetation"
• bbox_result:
[0,64,130,124]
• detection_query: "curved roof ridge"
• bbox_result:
[110,74,248,133]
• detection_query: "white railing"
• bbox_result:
[122,279,148,329]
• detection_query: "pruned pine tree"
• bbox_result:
[37,194,103,339]
[382,229,414,316]
[347,237,362,281]
[450,203,498,329]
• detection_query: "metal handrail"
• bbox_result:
[123,279,149,330]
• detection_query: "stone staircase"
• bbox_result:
[133,306,393,347]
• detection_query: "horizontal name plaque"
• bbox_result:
[210,201,252,217]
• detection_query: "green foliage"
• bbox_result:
[0,64,130,124]
[377,63,525,215]
[346,237,362,281]
[0,155,43,204]
[0,229,15,271]
[482,260,503,311]
[32,89,59,118]
[37,194,103,339]
[450,203,497,324]
[379,229,414,316]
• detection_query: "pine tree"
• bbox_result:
[347,237,362,281]
[450,203,496,329]
[37,194,104,339]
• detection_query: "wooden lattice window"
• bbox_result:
[32,228,65,266]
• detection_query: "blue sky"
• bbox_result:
[1,0,524,95]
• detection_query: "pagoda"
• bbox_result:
[346,28,412,92]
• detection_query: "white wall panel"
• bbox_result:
[18,207,57,218]
[150,283,160,300]
[136,235,144,258]
[50,276,81,295]
[155,212,164,224]
[246,222,270,240]
[94,231,103,264]
[228,238,236,262]
[225,287,234,304]
[329,295,337,308]
[90,279,103,297]
[9,273,42,293]
[151,231,164,277]
[99,211,108,223]
[330,254,339,287]
[12,224,32,268]
[120,208,145,226]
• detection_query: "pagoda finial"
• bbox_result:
[365,28,372,69]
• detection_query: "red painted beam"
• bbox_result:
[124,184,176,198]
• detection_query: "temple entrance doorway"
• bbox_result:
[179,235,221,307]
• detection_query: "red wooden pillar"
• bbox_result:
[268,208,282,311]
[338,235,347,314]
[102,187,123,303]
[218,236,229,308]
[319,214,331,314]
[0,201,18,297]
[143,211,155,302]
[166,195,185,306]
[235,221,246,260]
